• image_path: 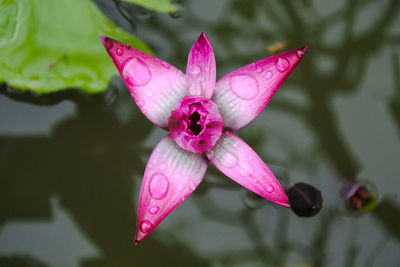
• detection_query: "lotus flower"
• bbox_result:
[100,33,307,244]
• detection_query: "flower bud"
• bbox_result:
[287,182,323,217]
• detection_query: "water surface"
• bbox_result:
[1,0,399,266]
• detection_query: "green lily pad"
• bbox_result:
[0,0,152,94]
[121,0,178,13]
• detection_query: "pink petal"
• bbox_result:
[204,132,289,207]
[135,135,209,244]
[212,47,307,131]
[100,36,187,130]
[186,33,216,99]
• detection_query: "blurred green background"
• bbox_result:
[1,0,400,266]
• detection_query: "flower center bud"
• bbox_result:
[168,96,223,153]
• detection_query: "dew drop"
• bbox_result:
[232,140,239,148]
[220,151,238,168]
[122,57,152,86]
[189,65,201,75]
[148,206,159,214]
[265,184,275,193]
[241,163,253,173]
[160,163,167,170]
[147,92,153,97]
[256,65,263,73]
[104,37,113,49]
[275,57,290,72]
[161,61,171,69]
[266,71,273,79]
[296,49,305,58]
[147,163,153,169]
[230,74,259,100]
[177,184,185,192]
[116,48,123,56]
[140,220,153,233]
[149,173,169,200]
[137,100,144,108]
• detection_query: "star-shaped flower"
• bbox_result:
[100,33,307,244]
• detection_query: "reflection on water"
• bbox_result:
[1,0,400,266]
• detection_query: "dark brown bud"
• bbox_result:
[287,183,323,217]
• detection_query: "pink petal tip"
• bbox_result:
[205,132,290,207]
[212,46,308,131]
[99,35,187,130]
[186,32,216,98]
[135,136,208,244]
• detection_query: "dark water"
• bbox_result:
[1,0,400,266]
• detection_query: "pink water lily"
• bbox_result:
[100,33,307,244]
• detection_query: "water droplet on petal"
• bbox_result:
[265,184,275,193]
[241,163,253,174]
[220,151,238,168]
[240,106,246,112]
[160,163,167,170]
[296,49,305,58]
[256,65,263,73]
[148,206,159,214]
[177,184,185,192]
[104,37,113,49]
[275,57,290,72]
[189,65,201,75]
[137,100,144,108]
[161,61,171,69]
[147,163,153,169]
[116,48,123,56]
[266,71,273,79]
[147,92,152,97]
[149,173,169,200]
[122,58,152,86]
[230,74,259,100]
[140,220,153,233]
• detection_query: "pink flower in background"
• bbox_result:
[100,33,307,244]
